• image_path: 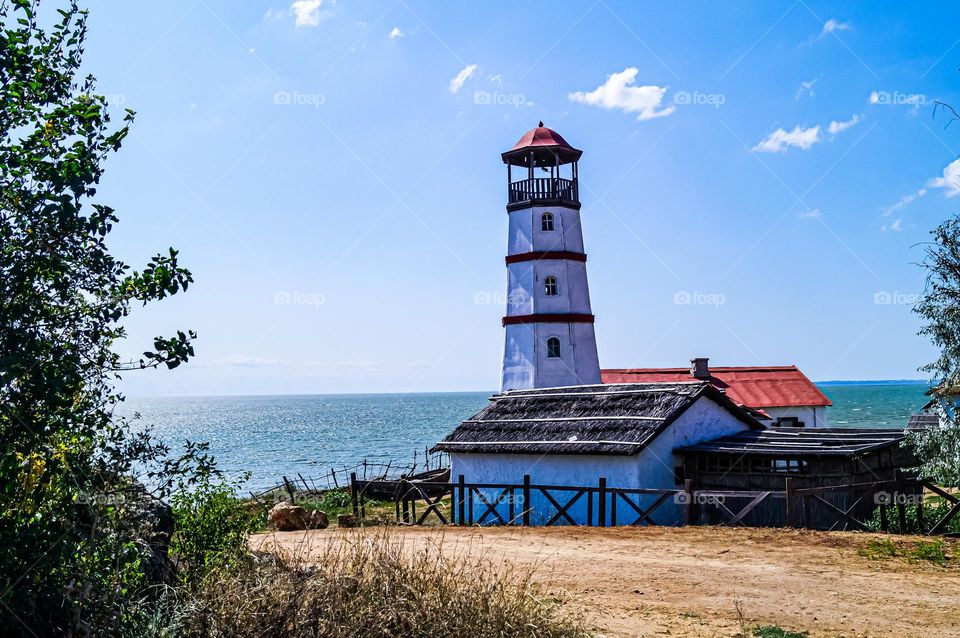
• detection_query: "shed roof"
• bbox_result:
[601,366,832,410]
[434,382,761,455]
[676,428,909,457]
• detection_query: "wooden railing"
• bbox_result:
[508,177,578,205]
[350,473,960,535]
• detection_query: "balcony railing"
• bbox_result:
[508,177,578,206]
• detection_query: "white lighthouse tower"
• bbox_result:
[500,123,601,391]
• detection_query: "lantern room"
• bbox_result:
[501,122,582,211]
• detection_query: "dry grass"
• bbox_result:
[178,529,587,638]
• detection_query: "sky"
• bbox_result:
[73,1,960,396]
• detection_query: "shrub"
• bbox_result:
[170,475,262,588]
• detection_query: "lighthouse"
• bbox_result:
[499,123,601,391]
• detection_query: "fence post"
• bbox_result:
[784,477,794,527]
[458,474,466,526]
[894,469,907,533]
[350,472,359,518]
[522,475,531,527]
[598,477,607,528]
[283,476,296,504]
[684,479,694,526]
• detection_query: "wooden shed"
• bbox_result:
[676,428,919,529]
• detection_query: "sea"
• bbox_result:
[121,382,930,492]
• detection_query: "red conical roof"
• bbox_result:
[510,122,576,152]
[502,122,582,166]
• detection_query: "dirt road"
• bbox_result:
[252,526,959,638]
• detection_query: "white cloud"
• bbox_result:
[821,18,851,36]
[291,0,332,27]
[795,78,817,100]
[881,188,927,216]
[798,208,822,219]
[449,64,477,94]
[568,67,675,121]
[752,125,821,153]
[389,26,404,39]
[827,114,860,135]
[929,158,960,197]
[882,218,903,232]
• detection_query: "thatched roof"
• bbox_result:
[434,382,761,455]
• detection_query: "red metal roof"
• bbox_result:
[600,366,832,409]
[510,123,576,152]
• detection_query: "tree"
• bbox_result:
[912,216,960,486]
[0,0,197,633]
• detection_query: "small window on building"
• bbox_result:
[546,337,561,358]
[541,212,555,231]
[544,276,558,296]
[775,417,804,428]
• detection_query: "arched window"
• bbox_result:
[544,276,558,296]
[546,337,561,359]
[541,212,555,231]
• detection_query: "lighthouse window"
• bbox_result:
[541,212,555,231]
[546,337,561,358]
[544,276,558,296]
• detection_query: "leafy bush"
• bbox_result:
[171,473,262,588]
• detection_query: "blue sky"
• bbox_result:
[84,1,960,396]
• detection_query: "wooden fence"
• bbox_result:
[351,473,960,535]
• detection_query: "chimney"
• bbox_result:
[690,357,710,380]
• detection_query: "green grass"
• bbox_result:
[752,626,809,638]
[858,537,952,566]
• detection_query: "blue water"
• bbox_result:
[123,383,930,491]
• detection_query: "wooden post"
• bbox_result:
[784,477,795,528]
[598,477,607,528]
[802,495,812,529]
[880,503,889,532]
[684,479,694,526]
[350,472,359,518]
[895,470,907,533]
[522,475,531,527]
[458,474,466,526]
[330,468,339,489]
[283,476,295,504]
[916,489,926,533]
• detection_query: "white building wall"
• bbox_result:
[449,396,752,525]
[501,201,600,391]
[507,205,585,255]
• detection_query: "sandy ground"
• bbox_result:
[252,525,960,638]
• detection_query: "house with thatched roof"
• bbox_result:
[434,381,762,525]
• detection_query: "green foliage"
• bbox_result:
[857,538,898,560]
[0,0,198,633]
[913,215,960,486]
[171,472,260,588]
[865,496,960,535]
[858,537,952,566]
[752,627,808,638]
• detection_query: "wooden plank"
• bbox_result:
[727,492,771,527]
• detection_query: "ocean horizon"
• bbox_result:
[121,380,932,491]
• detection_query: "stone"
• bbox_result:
[268,501,310,531]
[309,510,329,529]
[337,513,358,528]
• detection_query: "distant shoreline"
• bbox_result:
[817,379,928,387]
[123,380,930,400]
